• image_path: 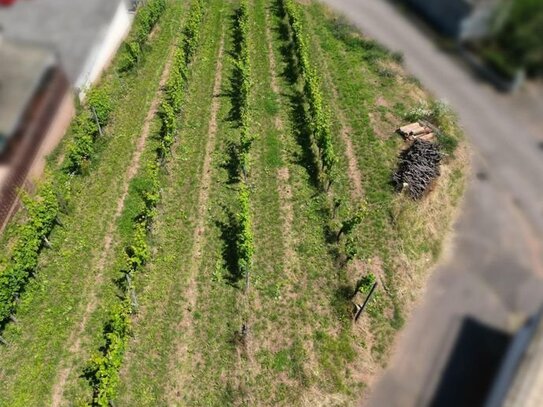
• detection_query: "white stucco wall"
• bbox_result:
[76,0,131,99]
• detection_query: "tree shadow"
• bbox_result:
[227,63,246,126]
[270,0,300,86]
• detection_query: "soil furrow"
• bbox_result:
[166,32,225,404]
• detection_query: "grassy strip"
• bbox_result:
[277,0,366,269]
[236,1,361,403]
[81,2,205,405]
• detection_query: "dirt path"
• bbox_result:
[323,67,363,201]
[264,13,298,280]
[166,32,225,404]
[50,47,176,407]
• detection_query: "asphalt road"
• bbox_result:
[317,0,543,405]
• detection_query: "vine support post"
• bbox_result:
[244,266,250,295]
[91,106,104,138]
[126,274,139,312]
[336,226,345,243]
[43,236,52,249]
[354,282,378,322]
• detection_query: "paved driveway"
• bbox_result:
[317,0,543,405]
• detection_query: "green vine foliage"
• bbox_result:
[118,0,167,73]
[0,182,60,326]
[64,86,114,174]
[65,0,166,175]
[164,48,187,112]
[83,301,131,407]
[140,164,161,222]
[231,0,252,178]
[2,1,168,327]
[337,202,368,242]
[87,86,113,127]
[356,273,376,295]
[230,1,254,286]
[158,0,205,159]
[125,222,150,272]
[64,112,100,174]
[158,99,177,158]
[183,0,204,64]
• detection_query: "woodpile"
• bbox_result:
[393,139,443,199]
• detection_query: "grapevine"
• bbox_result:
[83,1,206,404]
[280,0,337,189]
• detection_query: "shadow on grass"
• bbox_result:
[271,0,321,190]
[332,283,355,322]
[215,205,243,287]
[226,8,246,126]
[219,141,242,185]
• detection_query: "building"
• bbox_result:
[403,0,505,40]
[0,0,133,231]
[0,37,71,228]
[485,307,543,407]
[0,0,131,97]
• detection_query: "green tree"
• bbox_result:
[495,0,543,76]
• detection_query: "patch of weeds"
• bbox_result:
[403,100,459,155]
[212,258,225,283]
[391,50,404,64]
[314,330,356,393]
[272,349,290,371]
[263,93,280,115]
[259,341,310,385]
[376,65,395,80]
[262,281,284,300]
[286,340,310,384]
[407,75,422,87]
[437,133,459,156]
[263,132,283,168]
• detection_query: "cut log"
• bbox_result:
[398,122,426,137]
[417,132,436,142]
